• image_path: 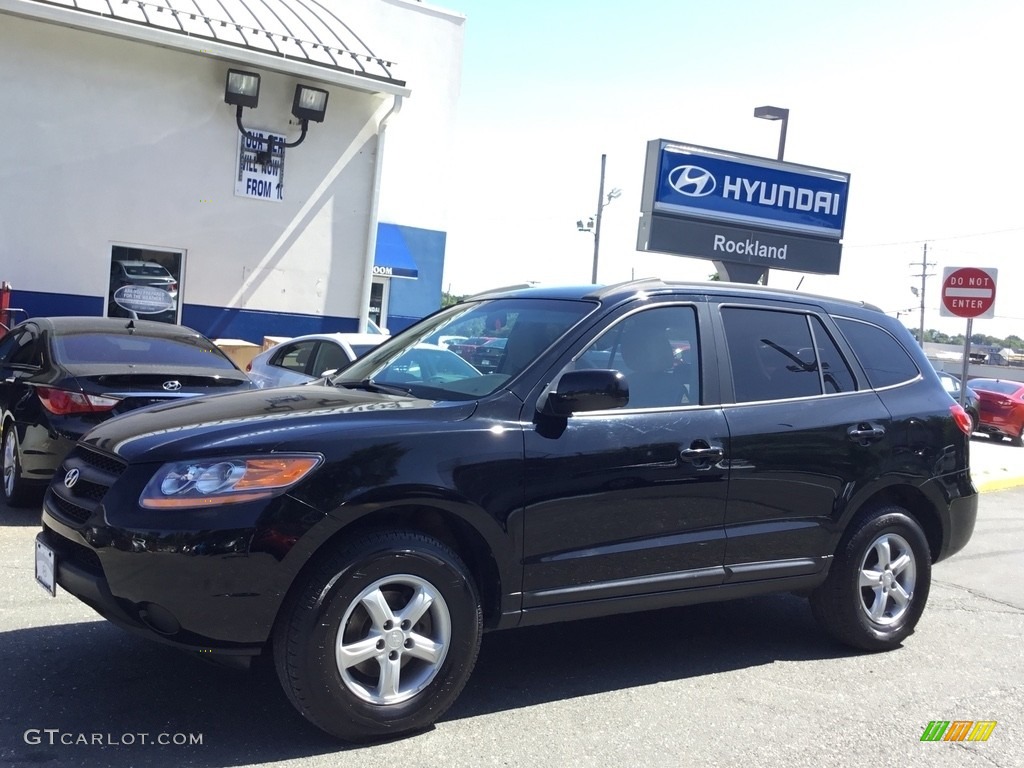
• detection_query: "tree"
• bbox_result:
[441,290,466,308]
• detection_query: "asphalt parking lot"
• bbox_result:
[0,437,1021,768]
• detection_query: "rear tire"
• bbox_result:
[273,530,482,742]
[810,506,931,651]
[2,425,35,508]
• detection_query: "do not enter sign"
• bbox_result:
[940,266,998,319]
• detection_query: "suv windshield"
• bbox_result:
[331,298,595,400]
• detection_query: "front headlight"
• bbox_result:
[139,454,322,509]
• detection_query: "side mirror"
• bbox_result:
[540,369,629,417]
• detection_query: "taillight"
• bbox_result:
[950,403,973,435]
[36,387,121,415]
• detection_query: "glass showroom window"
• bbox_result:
[108,245,184,325]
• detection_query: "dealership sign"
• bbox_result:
[637,140,851,275]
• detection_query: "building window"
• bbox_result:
[108,245,183,324]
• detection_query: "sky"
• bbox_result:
[436,0,1024,339]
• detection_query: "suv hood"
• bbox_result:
[79,383,475,463]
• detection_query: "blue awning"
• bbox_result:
[373,223,419,279]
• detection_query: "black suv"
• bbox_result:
[36,280,977,742]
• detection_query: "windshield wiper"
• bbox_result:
[337,378,414,396]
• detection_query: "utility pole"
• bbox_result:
[577,154,620,284]
[910,243,935,347]
[591,154,607,285]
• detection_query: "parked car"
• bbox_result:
[36,279,976,742]
[472,337,507,371]
[934,369,980,433]
[967,377,1024,445]
[246,332,387,388]
[375,342,481,384]
[109,260,178,298]
[447,335,496,363]
[1,316,254,507]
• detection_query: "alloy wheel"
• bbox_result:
[859,532,917,626]
[335,573,452,705]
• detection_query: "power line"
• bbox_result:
[846,225,1024,250]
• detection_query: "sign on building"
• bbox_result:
[235,131,286,202]
[637,140,851,275]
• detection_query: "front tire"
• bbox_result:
[273,530,482,742]
[810,506,931,651]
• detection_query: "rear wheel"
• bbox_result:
[273,530,482,742]
[2,425,35,508]
[810,505,931,651]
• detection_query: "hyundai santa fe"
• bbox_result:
[35,279,977,742]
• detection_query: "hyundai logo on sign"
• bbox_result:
[650,141,850,239]
[667,165,717,197]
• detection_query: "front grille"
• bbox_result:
[75,448,127,477]
[46,446,127,528]
[47,491,92,524]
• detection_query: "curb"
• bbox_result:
[976,475,1024,493]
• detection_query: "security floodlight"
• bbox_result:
[223,69,330,168]
[224,69,261,109]
[292,85,329,123]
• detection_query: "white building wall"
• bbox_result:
[0,14,382,321]
[0,0,464,338]
[364,0,466,231]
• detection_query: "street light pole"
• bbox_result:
[754,105,789,161]
[591,153,607,285]
[748,105,790,286]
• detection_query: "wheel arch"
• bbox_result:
[843,483,944,562]
[275,501,510,639]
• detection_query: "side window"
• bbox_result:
[314,342,350,375]
[835,317,920,389]
[809,317,857,394]
[273,341,318,374]
[723,307,852,403]
[0,330,25,362]
[1,329,42,368]
[577,305,700,409]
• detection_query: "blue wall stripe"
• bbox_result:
[7,289,360,343]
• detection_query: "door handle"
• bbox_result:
[847,423,886,444]
[679,441,724,468]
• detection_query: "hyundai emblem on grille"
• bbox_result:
[64,468,80,488]
[162,380,182,391]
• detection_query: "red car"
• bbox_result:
[448,336,496,362]
[969,378,1024,445]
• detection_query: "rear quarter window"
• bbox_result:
[835,317,919,388]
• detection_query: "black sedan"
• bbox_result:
[1,316,254,506]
